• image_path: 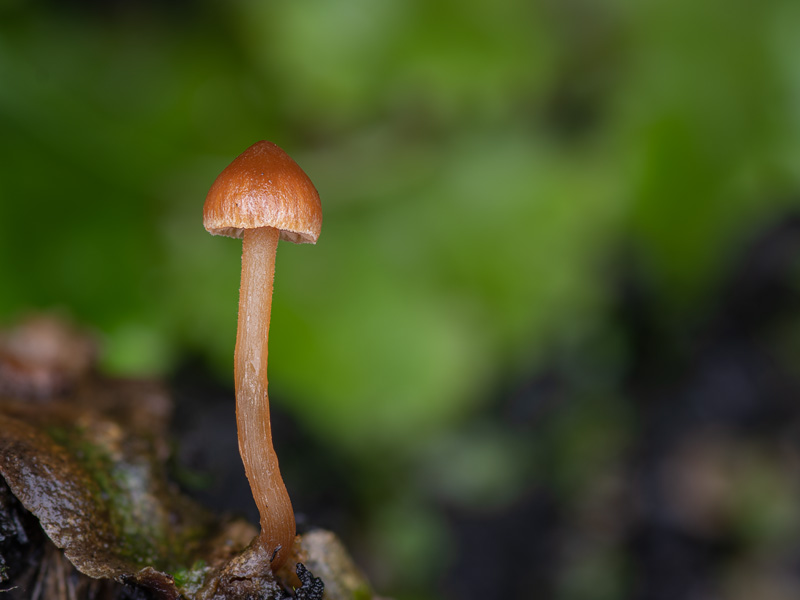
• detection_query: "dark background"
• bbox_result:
[2,1,800,598]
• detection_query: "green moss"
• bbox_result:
[352,585,373,600]
[44,424,214,574]
[172,560,209,596]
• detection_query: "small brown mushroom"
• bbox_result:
[204,140,322,569]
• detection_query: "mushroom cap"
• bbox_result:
[203,141,322,244]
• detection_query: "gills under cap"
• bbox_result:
[203,141,322,244]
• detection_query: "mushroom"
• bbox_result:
[203,140,322,569]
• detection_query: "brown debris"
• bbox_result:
[0,316,374,599]
[0,415,128,580]
[0,477,143,600]
[0,316,96,399]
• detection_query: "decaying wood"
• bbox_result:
[0,316,376,600]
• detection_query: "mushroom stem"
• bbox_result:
[235,226,295,569]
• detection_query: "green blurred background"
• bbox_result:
[3,0,800,598]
